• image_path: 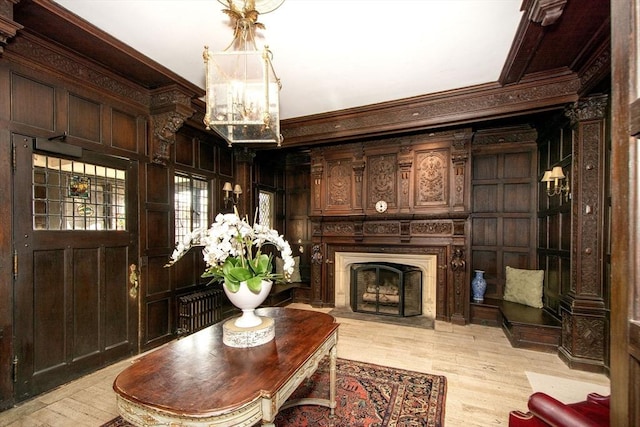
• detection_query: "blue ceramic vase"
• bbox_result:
[471,270,487,302]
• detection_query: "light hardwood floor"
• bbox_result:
[0,303,610,427]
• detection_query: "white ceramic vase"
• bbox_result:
[223,279,272,328]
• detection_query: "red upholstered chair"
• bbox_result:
[508,392,610,427]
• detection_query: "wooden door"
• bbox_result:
[611,0,640,424]
[12,134,139,401]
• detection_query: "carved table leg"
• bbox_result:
[329,343,337,417]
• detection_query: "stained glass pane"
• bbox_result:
[32,154,126,231]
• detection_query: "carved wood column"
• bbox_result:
[450,245,467,324]
[451,130,471,212]
[311,157,324,214]
[560,94,608,372]
[398,145,413,211]
[352,158,365,212]
[310,242,324,307]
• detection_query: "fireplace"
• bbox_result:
[351,262,422,317]
[334,252,438,321]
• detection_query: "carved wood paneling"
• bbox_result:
[311,131,471,216]
[561,308,606,367]
[367,153,397,208]
[450,246,467,323]
[410,221,453,235]
[363,222,400,236]
[0,0,23,56]
[415,150,448,206]
[566,95,607,299]
[398,146,413,209]
[8,34,150,106]
[282,76,580,147]
[309,131,470,322]
[326,160,352,209]
[558,94,608,372]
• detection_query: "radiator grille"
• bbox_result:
[177,288,224,335]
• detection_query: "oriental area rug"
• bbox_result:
[102,358,447,427]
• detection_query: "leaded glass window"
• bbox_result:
[175,174,209,244]
[32,154,126,231]
[258,190,275,228]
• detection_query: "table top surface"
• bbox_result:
[113,307,338,418]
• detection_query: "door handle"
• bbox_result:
[129,263,139,298]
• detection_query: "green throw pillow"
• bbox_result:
[503,266,544,308]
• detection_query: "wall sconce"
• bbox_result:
[223,181,242,208]
[541,166,570,200]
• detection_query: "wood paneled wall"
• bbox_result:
[284,151,312,284]
[141,126,232,350]
[471,126,539,299]
[537,116,573,315]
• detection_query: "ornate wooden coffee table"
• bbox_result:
[113,307,339,426]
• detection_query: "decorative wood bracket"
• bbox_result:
[528,0,568,27]
[564,94,609,125]
[0,0,23,56]
[150,88,195,165]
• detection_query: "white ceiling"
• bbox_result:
[54,0,523,120]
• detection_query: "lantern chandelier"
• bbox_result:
[203,0,284,147]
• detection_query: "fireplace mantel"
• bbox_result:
[311,241,468,324]
[308,130,472,324]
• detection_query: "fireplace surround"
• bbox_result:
[351,262,422,317]
[334,252,438,321]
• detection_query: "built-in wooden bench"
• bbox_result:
[263,281,312,306]
[263,282,297,307]
[471,297,561,353]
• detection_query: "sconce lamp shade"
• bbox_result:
[223,181,242,208]
[541,165,570,200]
[550,166,566,179]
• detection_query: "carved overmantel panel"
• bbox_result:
[309,129,472,324]
[310,129,472,216]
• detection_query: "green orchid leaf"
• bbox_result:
[229,267,253,282]
[248,253,272,276]
[246,276,264,292]
[221,258,237,276]
[224,278,240,292]
[258,254,272,273]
